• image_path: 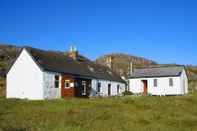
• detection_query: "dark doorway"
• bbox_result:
[142,80,148,95]
[75,78,91,97]
[108,84,111,96]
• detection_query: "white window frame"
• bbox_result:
[82,81,86,95]
[64,80,70,89]
[97,82,101,93]
[169,78,173,87]
[154,79,157,87]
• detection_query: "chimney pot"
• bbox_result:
[106,56,113,69]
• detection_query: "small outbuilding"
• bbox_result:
[128,66,188,96]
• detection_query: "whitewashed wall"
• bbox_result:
[7,49,44,100]
[43,71,61,99]
[129,71,188,95]
[90,79,126,97]
[180,69,188,94]
[129,78,144,94]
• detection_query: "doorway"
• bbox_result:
[108,84,111,96]
[142,80,148,95]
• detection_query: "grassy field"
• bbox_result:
[1,94,197,131]
[0,78,5,98]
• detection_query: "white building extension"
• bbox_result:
[6,47,126,100]
[91,79,125,97]
[128,66,188,96]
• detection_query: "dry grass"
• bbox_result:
[189,80,197,93]
[0,78,5,98]
[1,93,197,131]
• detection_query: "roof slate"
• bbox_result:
[24,47,125,83]
[129,66,184,78]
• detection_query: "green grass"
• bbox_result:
[1,94,197,131]
[0,78,5,98]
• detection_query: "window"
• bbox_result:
[97,82,101,93]
[55,75,59,88]
[117,84,120,94]
[154,79,157,87]
[82,81,86,95]
[169,78,173,87]
[64,80,70,88]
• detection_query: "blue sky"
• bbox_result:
[0,0,196,65]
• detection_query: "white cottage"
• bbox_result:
[128,66,188,96]
[6,46,126,100]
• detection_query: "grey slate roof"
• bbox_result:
[23,47,125,83]
[129,66,184,78]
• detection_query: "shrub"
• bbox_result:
[122,91,133,96]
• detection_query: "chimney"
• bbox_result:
[106,56,113,69]
[129,62,133,75]
[68,46,78,60]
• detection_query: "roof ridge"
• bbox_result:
[135,66,184,70]
[21,46,125,83]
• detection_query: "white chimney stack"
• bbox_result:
[129,62,133,75]
[106,56,113,69]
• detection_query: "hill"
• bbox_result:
[96,53,158,77]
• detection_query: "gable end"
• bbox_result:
[7,48,43,75]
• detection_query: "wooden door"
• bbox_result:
[142,80,148,95]
[61,76,75,97]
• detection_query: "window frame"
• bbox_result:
[64,80,70,89]
[97,82,101,93]
[169,78,173,87]
[54,75,59,88]
[82,81,86,95]
[153,79,157,87]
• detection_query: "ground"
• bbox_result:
[1,93,197,131]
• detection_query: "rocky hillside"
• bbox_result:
[0,44,21,97]
[0,44,21,70]
[96,53,157,77]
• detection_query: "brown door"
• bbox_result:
[108,84,111,96]
[61,76,75,97]
[142,80,148,95]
